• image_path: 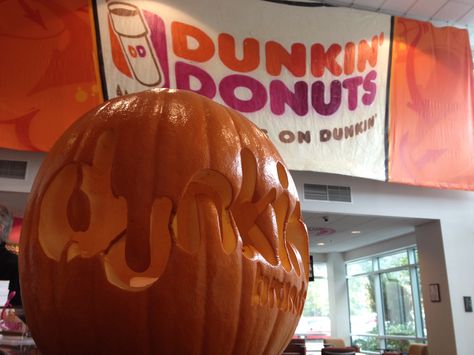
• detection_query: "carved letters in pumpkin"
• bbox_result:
[19,89,309,355]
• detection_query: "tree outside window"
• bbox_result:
[347,248,426,353]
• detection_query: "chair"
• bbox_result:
[323,338,346,348]
[323,338,360,352]
[382,343,428,355]
[321,346,358,355]
[282,338,306,355]
[408,343,428,355]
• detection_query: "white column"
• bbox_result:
[416,221,456,355]
[326,252,351,344]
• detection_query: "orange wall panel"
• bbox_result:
[0,0,103,151]
[389,17,474,190]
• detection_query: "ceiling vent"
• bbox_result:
[0,160,28,180]
[304,183,352,202]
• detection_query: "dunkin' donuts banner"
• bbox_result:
[97,0,391,181]
[1,0,473,190]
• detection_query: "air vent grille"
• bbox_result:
[304,183,351,202]
[0,160,27,180]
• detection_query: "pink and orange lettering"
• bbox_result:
[171,21,215,62]
[219,74,267,112]
[218,33,260,73]
[265,41,306,77]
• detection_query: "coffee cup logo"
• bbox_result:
[108,2,164,87]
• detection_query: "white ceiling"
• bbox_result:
[302,211,431,254]
[310,0,474,54]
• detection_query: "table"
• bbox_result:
[0,334,39,354]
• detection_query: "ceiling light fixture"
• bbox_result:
[351,230,361,234]
[317,242,325,246]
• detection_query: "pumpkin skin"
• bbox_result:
[19,89,309,355]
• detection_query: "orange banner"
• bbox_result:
[1,2,473,191]
[0,0,102,151]
[389,17,474,190]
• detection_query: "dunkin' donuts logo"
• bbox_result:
[107,2,170,90]
[106,1,384,120]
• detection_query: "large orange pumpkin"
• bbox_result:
[19,89,309,355]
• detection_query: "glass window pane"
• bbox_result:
[314,263,327,278]
[347,249,426,351]
[379,251,408,270]
[297,277,330,337]
[347,259,373,276]
[348,275,378,334]
[351,335,379,353]
[386,338,415,353]
[417,267,427,337]
[381,270,415,336]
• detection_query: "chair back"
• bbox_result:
[321,346,358,355]
[282,338,306,355]
[408,343,428,355]
[323,338,346,348]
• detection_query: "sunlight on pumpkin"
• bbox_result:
[173,169,236,255]
[246,224,277,265]
[286,202,310,277]
[39,131,127,261]
[71,131,127,257]
[272,193,294,273]
[258,276,270,306]
[231,148,278,266]
[276,161,289,189]
[286,242,302,277]
[39,164,79,260]
[66,242,81,262]
[39,135,307,288]
[236,148,257,201]
[37,121,307,293]
[103,197,173,290]
[21,90,309,355]
[67,166,90,232]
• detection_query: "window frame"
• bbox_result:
[346,247,427,353]
[297,260,331,339]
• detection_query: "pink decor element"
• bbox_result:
[309,227,335,237]
[9,218,22,244]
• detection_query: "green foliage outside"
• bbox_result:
[352,335,379,352]
[302,279,329,317]
[348,250,425,353]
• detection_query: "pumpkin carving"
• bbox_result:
[19,89,309,355]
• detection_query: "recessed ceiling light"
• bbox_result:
[351,230,361,234]
[317,242,325,246]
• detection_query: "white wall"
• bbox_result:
[326,252,351,345]
[0,148,45,217]
[292,170,474,355]
[0,191,30,217]
[416,221,455,355]
[344,232,417,261]
[0,148,45,193]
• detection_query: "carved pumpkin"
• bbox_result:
[19,89,309,355]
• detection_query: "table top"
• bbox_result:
[0,334,35,346]
[0,334,38,354]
